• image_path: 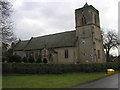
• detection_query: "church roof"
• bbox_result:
[14,40,29,51]
[83,3,89,7]
[14,30,77,51]
[25,30,76,50]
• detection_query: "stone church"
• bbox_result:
[13,3,106,64]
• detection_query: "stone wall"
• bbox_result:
[14,47,77,64]
[14,51,26,58]
[54,47,77,64]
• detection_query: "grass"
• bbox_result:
[2,73,108,88]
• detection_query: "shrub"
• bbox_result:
[28,56,35,63]
[2,63,13,73]
[9,54,21,63]
[2,56,9,62]
[22,57,28,63]
[36,56,42,63]
[2,62,120,74]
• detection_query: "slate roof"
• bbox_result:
[14,40,29,51]
[14,30,77,51]
[113,55,120,62]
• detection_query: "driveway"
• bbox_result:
[75,73,119,89]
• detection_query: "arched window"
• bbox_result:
[65,49,68,58]
[94,15,97,24]
[97,50,100,59]
[82,15,86,25]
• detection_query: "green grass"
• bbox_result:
[2,73,108,88]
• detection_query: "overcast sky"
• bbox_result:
[11,0,119,56]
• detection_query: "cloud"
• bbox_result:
[12,0,119,40]
[12,1,76,40]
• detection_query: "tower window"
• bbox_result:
[82,15,86,25]
[94,15,97,24]
[97,50,100,59]
[65,49,68,58]
[93,42,95,44]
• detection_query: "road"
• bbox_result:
[75,73,119,88]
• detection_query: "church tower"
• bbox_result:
[75,3,106,63]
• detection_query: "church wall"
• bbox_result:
[92,26,106,62]
[14,47,77,64]
[76,25,106,63]
[32,50,40,62]
[79,38,95,63]
[52,53,58,63]
[54,47,76,64]
[14,51,26,58]
[76,25,97,63]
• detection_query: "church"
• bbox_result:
[13,3,106,64]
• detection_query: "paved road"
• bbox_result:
[75,73,119,88]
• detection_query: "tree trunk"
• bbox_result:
[106,50,110,62]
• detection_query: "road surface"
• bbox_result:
[75,73,119,88]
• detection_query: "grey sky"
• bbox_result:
[11,0,119,55]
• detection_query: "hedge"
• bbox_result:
[2,62,120,74]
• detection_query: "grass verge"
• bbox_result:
[2,73,108,88]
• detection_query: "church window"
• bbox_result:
[82,15,86,25]
[26,52,29,57]
[49,53,53,61]
[35,51,38,59]
[93,42,95,44]
[82,10,83,13]
[97,50,100,59]
[65,49,68,58]
[94,15,97,24]
[83,53,86,56]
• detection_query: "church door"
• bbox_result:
[43,58,48,63]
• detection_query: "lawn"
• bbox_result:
[2,73,107,88]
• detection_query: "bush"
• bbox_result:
[36,56,42,63]
[22,57,28,63]
[28,56,35,63]
[2,56,9,62]
[9,55,21,63]
[2,63,13,73]
[2,62,120,74]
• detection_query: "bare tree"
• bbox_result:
[0,0,17,44]
[102,30,120,62]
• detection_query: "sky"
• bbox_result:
[11,0,119,56]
